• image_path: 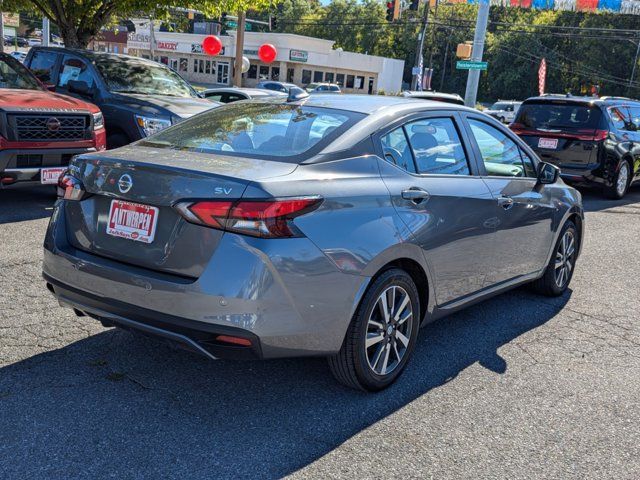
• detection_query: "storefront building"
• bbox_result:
[126,30,404,94]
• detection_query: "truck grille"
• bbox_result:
[9,114,90,142]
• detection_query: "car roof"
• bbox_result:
[30,46,158,66]
[523,95,639,106]
[203,87,285,96]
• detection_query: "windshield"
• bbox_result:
[515,102,602,131]
[94,57,196,97]
[140,102,365,162]
[491,102,508,110]
[0,55,41,90]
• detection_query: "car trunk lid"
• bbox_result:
[63,146,298,278]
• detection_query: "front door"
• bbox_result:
[463,115,556,285]
[377,113,500,306]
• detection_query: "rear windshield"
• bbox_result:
[139,102,365,162]
[515,102,602,131]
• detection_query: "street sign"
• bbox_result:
[456,60,487,71]
[412,66,422,76]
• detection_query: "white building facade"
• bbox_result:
[126,30,404,94]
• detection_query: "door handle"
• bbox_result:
[402,188,430,204]
[497,195,514,210]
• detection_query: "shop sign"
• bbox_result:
[192,43,225,55]
[289,49,308,63]
[156,41,178,51]
[2,13,19,28]
[127,32,150,50]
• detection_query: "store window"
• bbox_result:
[205,60,211,75]
[336,73,345,87]
[287,68,295,83]
[302,69,312,85]
[193,59,198,73]
[325,72,334,83]
[259,65,270,79]
[179,58,188,72]
[356,76,365,89]
[313,71,323,83]
[248,64,257,79]
[346,75,355,88]
[160,56,169,65]
[271,66,280,81]
[217,62,230,84]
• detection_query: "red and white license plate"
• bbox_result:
[106,200,159,244]
[538,138,558,149]
[40,167,66,185]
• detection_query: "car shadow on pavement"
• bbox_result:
[580,184,640,212]
[0,288,569,479]
[0,186,56,224]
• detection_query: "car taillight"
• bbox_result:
[592,129,609,141]
[175,197,322,238]
[57,171,86,200]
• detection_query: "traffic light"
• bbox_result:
[271,15,278,30]
[409,0,420,11]
[221,12,227,23]
[386,1,398,22]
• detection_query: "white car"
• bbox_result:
[200,87,286,103]
[306,83,341,93]
[27,38,42,47]
[401,90,465,105]
[9,51,26,63]
[484,101,522,123]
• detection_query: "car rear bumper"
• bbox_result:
[557,166,607,188]
[0,147,97,185]
[43,201,370,359]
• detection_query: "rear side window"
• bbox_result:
[381,127,416,173]
[515,102,602,132]
[627,105,640,130]
[139,103,364,163]
[406,118,470,175]
[29,50,58,83]
[608,106,633,131]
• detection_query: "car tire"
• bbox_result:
[328,268,420,392]
[604,160,631,199]
[107,133,130,150]
[531,220,578,297]
[499,116,506,123]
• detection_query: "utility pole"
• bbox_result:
[42,17,50,47]
[463,0,489,107]
[0,6,5,54]
[411,1,430,91]
[233,11,246,87]
[628,38,640,96]
[149,17,156,60]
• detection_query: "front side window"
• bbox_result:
[468,119,531,177]
[406,118,469,175]
[58,55,96,88]
[28,50,58,83]
[381,127,416,173]
[140,103,364,163]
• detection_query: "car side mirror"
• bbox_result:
[67,80,91,96]
[537,162,560,184]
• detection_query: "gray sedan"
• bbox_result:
[44,94,583,391]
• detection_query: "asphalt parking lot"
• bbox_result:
[1,185,639,479]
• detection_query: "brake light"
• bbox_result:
[175,197,322,238]
[57,171,86,200]
[593,129,609,141]
[215,335,252,347]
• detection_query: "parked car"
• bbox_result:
[256,80,298,93]
[306,82,341,93]
[3,36,29,48]
[0,52,105,187]
[201,87,286,103]
[24,47,219,149]
[401,90,465,105]
[485,100,522,123]
[9,51,26,63]
[510,95,640,199]
[27,38,42,47]
[45,94,583,391]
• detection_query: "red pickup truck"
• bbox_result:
[0,52,106,187]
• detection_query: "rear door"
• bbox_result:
[511,100,603,171]
[376,111,499,306]
[462,114,556,284]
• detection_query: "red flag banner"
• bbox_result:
[538,58,547,96]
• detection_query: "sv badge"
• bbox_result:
[214,187,233,195]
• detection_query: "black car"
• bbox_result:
[510,95,640,199]
[3,36,29,47]
[24,47,219,149]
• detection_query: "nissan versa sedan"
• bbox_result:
[43,94,583,391]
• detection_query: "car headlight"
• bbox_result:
[93,112,104,130]
[135,115,172,137]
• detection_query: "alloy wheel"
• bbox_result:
[365,285,413,376]
[617,163,629,197]
[554,230,576,288]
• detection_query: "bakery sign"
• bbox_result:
[156,41,178,51]
[289,49,308,63]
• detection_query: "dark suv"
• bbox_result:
[510,95,640,198]
[24,47,219,149]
